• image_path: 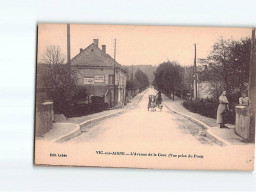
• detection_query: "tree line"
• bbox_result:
[153,37,251,100]
[126,68,149,92]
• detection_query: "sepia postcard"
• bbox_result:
[34,24,256,171]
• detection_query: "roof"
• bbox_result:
[85,85,110,97]
[71,43,126,72]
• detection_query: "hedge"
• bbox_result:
[182,99,235,124]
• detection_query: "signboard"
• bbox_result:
[84,77,94,85]
[94,75,105,83]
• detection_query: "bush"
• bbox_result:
[69,102,109,117]
[183,98,235,124]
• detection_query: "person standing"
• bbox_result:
[239,91,250,106]
[217,91,229,128]
[157,91,162,104]
[148,95,152,111]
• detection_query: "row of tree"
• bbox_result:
[153,37,251,100]
[126,68,149,92]
[153,61,183,97]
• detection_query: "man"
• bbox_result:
[239,92,250,106]
[157,91,162,104]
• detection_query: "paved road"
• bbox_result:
[68,88,216,147]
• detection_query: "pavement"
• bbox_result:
[162,94,245,146]
[36,90,147,142]
[36,123,80,142]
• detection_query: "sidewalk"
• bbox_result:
[162,94,246,146]
[36,123,80,142]
[37,89,147,142]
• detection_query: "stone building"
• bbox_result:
[71,39,127,107]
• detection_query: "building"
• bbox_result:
[71,39,127,107]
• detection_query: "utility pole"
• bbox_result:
[67,24,71,115]
[248,28,256,142]
[193,43,197,99]
[131,65,134,96]
[113,38,117,107]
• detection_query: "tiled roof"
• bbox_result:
[71,43,122,68]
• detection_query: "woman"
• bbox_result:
[239,91,250,106]
[217,91,229,128]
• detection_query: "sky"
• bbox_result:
[37,24,252,66]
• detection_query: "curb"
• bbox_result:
[79,110,126,129]
[163,99,229,146]
[205,128,230,146]
[54,89,148,142]
[79,89,147,129]
[53,123,81,143]
[79,89,148,129]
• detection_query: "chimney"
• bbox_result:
[93,39,99,47]
[80,48,83,53]
[102,45,106,53]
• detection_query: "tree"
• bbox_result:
[126,78,140,91]
[199,38,250,98]
[41,45,65,65]
[154,61,183,98]
[134,69,149,91]
[40,45,78,116]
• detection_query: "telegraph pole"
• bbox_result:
[131,65,134,96]
[248,28,256,142]
[67,24,71,115]
[113,38,117,107]
[193,43,197,99]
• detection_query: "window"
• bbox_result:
[109,75,114,85]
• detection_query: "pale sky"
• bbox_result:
[37,24,251,66]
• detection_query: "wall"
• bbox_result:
[35,101,53,136]
[235,106,250,139]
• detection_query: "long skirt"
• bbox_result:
[216,104,226,124]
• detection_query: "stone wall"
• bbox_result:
[35,101,53,136]
[235,106,250,139]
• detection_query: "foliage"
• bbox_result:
[198,38,250,99]
[41,45,65,65]
[126,77,141,90]
[70,102,109,117]
[183,99,235,124]
[134,69,150,91]
[154,61,183,93]
[40,45,78,116]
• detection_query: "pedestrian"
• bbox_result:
[157,91,162,105]
[217,91,229,128]
[239,91,250,106]
[148,95,152,111]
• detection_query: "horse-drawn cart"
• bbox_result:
[148,95,163,112]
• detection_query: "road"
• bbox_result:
[68,88,215,146]
[38,88,254,170]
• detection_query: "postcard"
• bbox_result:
[34,24,255,171]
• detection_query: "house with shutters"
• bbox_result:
[71,39,127,107]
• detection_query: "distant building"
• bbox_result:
[71,39,127,107]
